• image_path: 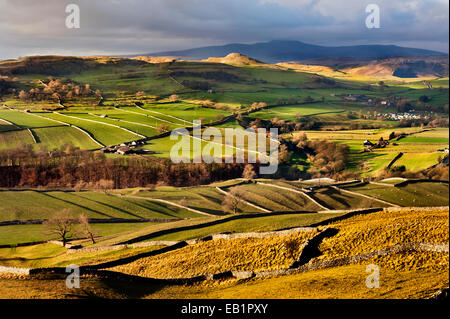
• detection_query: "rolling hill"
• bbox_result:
[132,40,447,63]
[283,56,449,79]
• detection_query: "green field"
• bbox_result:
[224,183,321,211]
[128,186,255,215]
[37,112,139,146]
[250,103,346,121]
[343,182,449,207]
[0,129,35,149]
[299,128,449,174]
[0,222,159,246]
[0,190,199,221]
[0,243,163,268]
[143,212,345,242]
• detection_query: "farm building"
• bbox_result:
[116,146,131,155]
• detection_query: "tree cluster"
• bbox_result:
[293,133,350,178]
[17,78,101,103]
[0,145,247,189]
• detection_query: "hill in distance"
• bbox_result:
[202,53,266,66]
[280,55,449,79]
[131,40,446,63]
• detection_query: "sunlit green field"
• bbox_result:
[343,182,449,207]
[298,127,448,174]
[0,189,198,222]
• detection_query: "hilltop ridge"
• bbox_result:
[202,53,265,66]
[130,40,447,63]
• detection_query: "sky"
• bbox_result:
[0,0,448,60]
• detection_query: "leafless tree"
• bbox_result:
[169,94,179,103]
[42,209,77,247]
[242,164,257,180]
[77,214,98,244]
[157,123,170,134]
[97,179,114,193]
[222,187,245,214]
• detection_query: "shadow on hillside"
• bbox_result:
[65,276,168,299]
[0,256,56,262]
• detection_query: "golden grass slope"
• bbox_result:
[317,207,449,261]
[278,62,440,82]
[112,231,318,279]
[203,53,270,67]
[0,208,448,299]
[131,56,177,64]
[147,261,447,299]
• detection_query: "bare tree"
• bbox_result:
[43,209,77,247]
[77,214,98,244]
[179,197,189,207]
[97,179,114,193]
[157,123,170,134]
[169,94,179,103]
[222,187,245,214]
[242,164,257,180]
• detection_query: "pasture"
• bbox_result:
[1,207,446,299]
[342,182,449,207]
[0,189,199,222]
[298,127,449,174]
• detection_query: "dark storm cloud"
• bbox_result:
[0,0,448,60]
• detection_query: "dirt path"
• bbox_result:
[135,104,191,125]
[215,186,272,213]
[116,107,184,127]
[89,113,157,129]
[30,112,105,148]
[114,194,215,217]
[331,186,400,207]
[55,112,146,139]
[256,182,331,211]
[0,117,20,128]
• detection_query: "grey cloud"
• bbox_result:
[0,0,448,60]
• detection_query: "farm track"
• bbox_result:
[116,107,185,127]
[0,117,20,128]
[173,130,269,157]
[2,110,105,148]
[112,194,216,217]
[55,112,146,139]
[330,186,400,207]
[33,112,105,148]
[26,129,38,144]
[2,240,447,288]
[256,182,330,211]
[134,104,191,125]
[368,181,397,187]
[215,186,272,213]
[89,113,157,130]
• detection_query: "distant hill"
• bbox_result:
[284,56,449,79]
[0,55,147,76]
[202,53,266,66]
[130,40,446,63]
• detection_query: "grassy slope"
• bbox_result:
[301,127,448,174]
[0,190,199,221]
[226,183,322,211]
[0,222,158,246]
[0,110,101,150]
[146,212,344,242]
[146,262,448,299]
[1,208,447,299]
[0,243,164,268]
[0,130,34,149]
[344,182,449,207]
[38,112,139,146]
[112,231,318,279]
